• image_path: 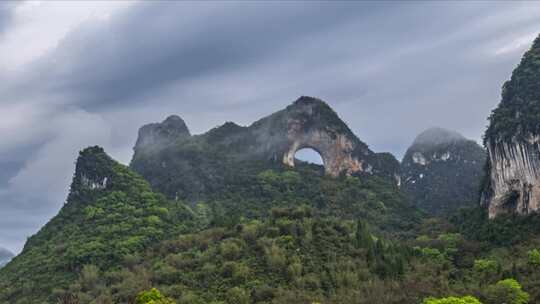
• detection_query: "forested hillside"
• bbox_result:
[0,146,421,303]
[2,146,540,304]
[0,147,198,303]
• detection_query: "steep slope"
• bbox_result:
[401,128,486,215]
[482,34,540,218]
[0,248,13,268]
[0,147,195,303]
[131,96,400,202]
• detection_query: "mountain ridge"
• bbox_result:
[130,96,401,202]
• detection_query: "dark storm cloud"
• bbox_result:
[1,1,540,253]
[23,1,394,110]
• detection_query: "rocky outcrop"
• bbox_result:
[482,35,540,218]
[69,146,115,196]
[401,128,486,215]
[131,96,399,200]
[483,136,540,218]
[247,96,387,177]
[134,115,190,154]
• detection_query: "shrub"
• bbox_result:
[423,296,482,304]
[484,279,529,304]
[225,287,250,304]
[136,288,175,304]
[527,249,540,267]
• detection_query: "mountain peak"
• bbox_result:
[162,115,189,130]
[134,115,190,154]
[412,127,466,147]
[71,146,115,194]
[401,128,486,215]
[293,95,326,106]
[288,96,334,114]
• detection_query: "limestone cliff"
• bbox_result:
[482,34,540,218]
[401,128,486,215]
[134,115,190,154]
[482,136,540,218]
[130,96,400,201]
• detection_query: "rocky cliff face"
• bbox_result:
[131,96,400,201]
[482,35,540,218]
[401,128,486,215]
[483,137,540,218]
[134,115,190,154]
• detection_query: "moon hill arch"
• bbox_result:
[294,148,324,166]
[131,96,400,201]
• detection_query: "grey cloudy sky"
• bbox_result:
[1,1,539,253]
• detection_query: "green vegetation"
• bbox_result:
[423,296,482,304]
[0,147,198,303]
[485,34,540,142]
[485,279,529,304]
[2,141,540,303]
[137,288,176,304]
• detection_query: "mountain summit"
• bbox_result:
[134,115,191,154]
[411,127,466,147]
[401,127,486,215]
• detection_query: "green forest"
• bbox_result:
[1,147,540,304]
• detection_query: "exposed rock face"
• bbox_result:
[482,35,540,218]
[131,96,399,200]
[70,146,115,196]
[483,138,540,218]
[135,115,190,154]
[401,127,486,215]
[278,98,369,176]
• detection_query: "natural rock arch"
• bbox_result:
[131,96,401,201]
[282,129,362,176]
[292,147,324,166]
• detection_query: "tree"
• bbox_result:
[527,249,540,267]
[484,279,529,304]
[136,288,176,304]
[226,287,250,304]
[474,259,499,284]
[423,296,482,304]
[355,220,374,250]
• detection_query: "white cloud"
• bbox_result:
[493,32,538,56]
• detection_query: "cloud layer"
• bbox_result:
[1,1,540,253]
